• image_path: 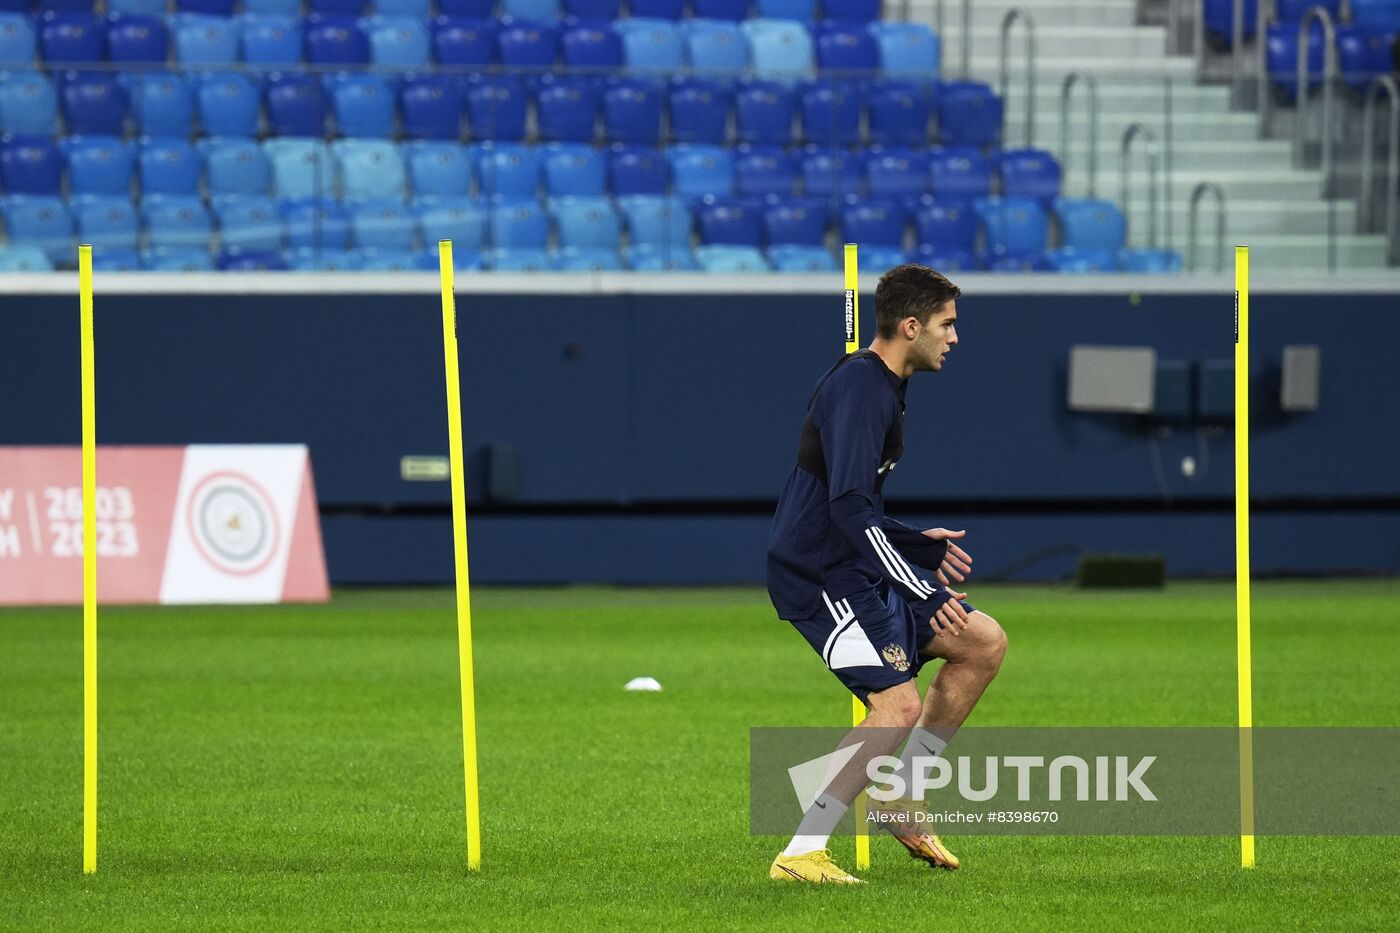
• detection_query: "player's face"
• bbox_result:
[913,300,959,372]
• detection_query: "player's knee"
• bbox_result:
[972,614,1008,674]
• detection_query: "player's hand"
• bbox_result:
[922,528,973,585]
[931,590,971,637]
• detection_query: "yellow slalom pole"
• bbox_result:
[844,243,871,871]
[439,240,482,871]
[1234,245,1256,869]
[79,245,98,875]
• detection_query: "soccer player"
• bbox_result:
[766,265,1008,884]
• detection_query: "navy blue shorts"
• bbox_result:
[788,590,977,704]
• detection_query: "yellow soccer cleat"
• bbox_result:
[769,849,866,884]
[868,798,961,871]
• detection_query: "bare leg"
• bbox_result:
[818,680,922,806]
[916,610,1008,739]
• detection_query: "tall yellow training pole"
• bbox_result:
[844,243,870,871]
[438,240,482,871]
[79,245,97,875]
[1234,245,1256,869]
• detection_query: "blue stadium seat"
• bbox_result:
[263,137,333,197]
[105,13,167,63]
[245,0,302,12]
[432,16,495,67]
[998,148,1061,204]
[914,198,976,254]
[438,0,493,15]
[1276,0,1340,21]
[668,78,729,144]
[0,13,36,64]
[333,138,406,198]
[200,137,271,194]
[1351,0,1400,29]
[684,19,748,77]
[0,72,58,136]
[1337,26,1393,93]
[490,196,548,248]
[616,18,683,72]
[1046,246,1118,273]
[856,244,908,272]
[139,138,201,195]
[196,73,261,136]
[552,195,619,249]
[328,74,396,137]
[693,0,750,20]
[351,247,419,270]
[73,194,139,251]
[561,21,622,71]
[172,13,237,65]
[1264,23,1326,101]
[630,0,685,18]
[567,0,621,17]
[213,196,282,251]
[768,243,835,270]
[668,144,733,200]
[60,71,127,135]
[363,15,429,66]
[625,242,697,269]
[556,246,622,270]
[756,0,814,18]
[800,146,863,203]
[306,15,368,66]
[0,245,55,270]
[603,78,661,144]
[40,13,104,65]
[38,0,97,11]
[929,146,991,204]
[913,245,975,271]
[823,0,878,20]
[400,76,462,140]
[125,74,194,137]
[91,248,143,270]
[616,193,690,246]
[741,19,813,77]
[694,243,768,271]
[497,18,558,70]
[286,247,356,270]
[177,0,236,15]
[372,0,431,13]
[536,76,599,142]
[0,194,71,259]
[733,144,795,197]
[973,195,1047,258]
[543,142,605,195]
[466,76,527,140]
[281,196,350,248]
[406,140,472,195]
[239,14,303,66]
[218,248,287,270]
[64,135,135,195]
[348,197,414,249]
[985,252,1048,272]
[608,145,668,195]
[870,22,940,79]
[867,80,930,147]
[816,23,878,75]
[413,194,487,248]
[763,195,825,245]
[1,136,61,193]
[1117,248,1182,273]
[697,196,761,245]
[476,142,541,196]
[735,80,795,145]
[840,198,905,247]
[937,81,1003,147]
[866,146,930,202]
[142,247,214,271]
[141,194,212,249]
[800,78,860,146]
[488,246,555,270]
[1203,0,1258,46]
[109,0,168,15]
[310,0,368,14]
[502,0,558,16]
[265,73,328,136]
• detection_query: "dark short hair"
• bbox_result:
[874,265,961,339]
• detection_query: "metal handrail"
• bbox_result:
[1293,6,1339,193]
[1059,72,1099,198]
[998,8,1037,148]
[1188,182,1228,272]
[1360,75,1400,264]
[1257,0,1275,135]
[960,0,971,79]
[1120,123,1162,249]
[1232,0,1248,102]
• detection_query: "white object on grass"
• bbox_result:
[624,677,662,692]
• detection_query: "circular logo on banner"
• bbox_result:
[187,471,281,576]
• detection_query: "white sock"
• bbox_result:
[896,727,947,799]
[783,793,849,856]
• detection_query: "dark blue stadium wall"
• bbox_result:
[4,285,1398,583]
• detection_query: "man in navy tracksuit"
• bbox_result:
[766,265,1008,884]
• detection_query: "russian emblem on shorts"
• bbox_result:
[882,644,910,672]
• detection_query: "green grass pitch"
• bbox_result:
[3,580,1399,930]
